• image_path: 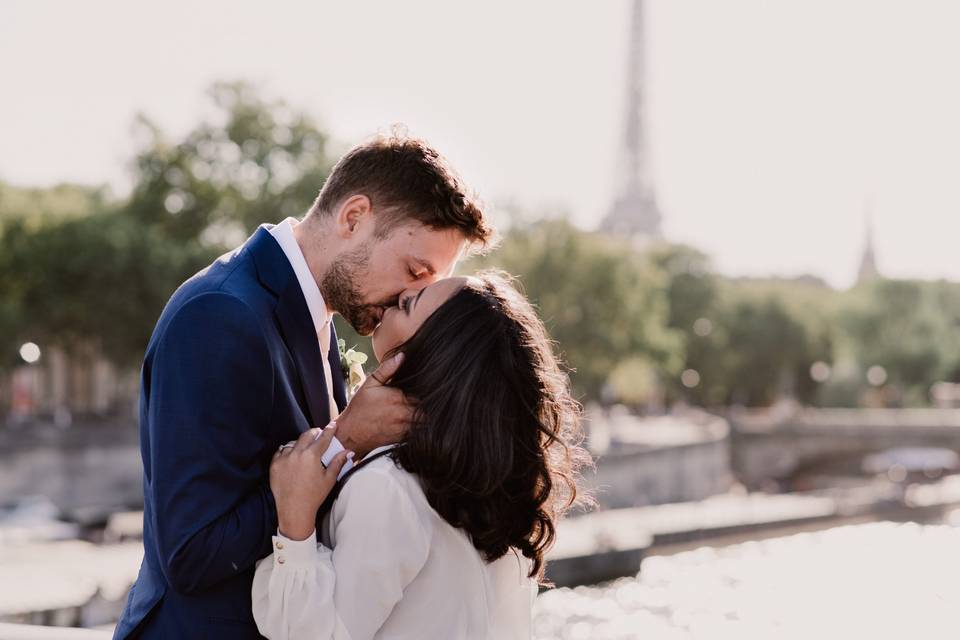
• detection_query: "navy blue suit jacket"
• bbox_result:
[114,225,347,639]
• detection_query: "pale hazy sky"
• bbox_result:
[2,0,959,288]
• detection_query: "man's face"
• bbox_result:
[322,222,465,335]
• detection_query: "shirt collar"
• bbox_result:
[364,443,400,460]
[268,217,329,337]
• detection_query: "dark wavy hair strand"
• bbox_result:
[385,271,592,582]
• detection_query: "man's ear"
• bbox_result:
[334,194,372,238]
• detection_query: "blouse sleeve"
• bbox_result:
[252,467,432,640]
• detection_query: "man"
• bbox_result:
[114,133,493,639]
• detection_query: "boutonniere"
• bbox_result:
[337,339,368,398]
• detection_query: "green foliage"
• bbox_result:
[333,316,376,370]
[0,294,21,371]
[126,81,333,244]
[0,81,334,371]
[470,219,682,402]
[719,278,834,406]
[2,80,957,409]
[607,356,661,406]
[647,244,722,404]
[644,249,834,407]
[0,181,111,226]
[0,211,213,365]
[720,291,829,406]
[648,243,718,333]
[837,279,960,405]
[0,181,116,365]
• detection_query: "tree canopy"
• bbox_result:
[2,81,956,409]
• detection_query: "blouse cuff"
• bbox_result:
[272,530,320,566]
[320,434,355,480]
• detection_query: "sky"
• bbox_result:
[2,0,959,288]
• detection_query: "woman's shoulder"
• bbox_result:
[345,449,412,486]
[334,451,431,520]
[328,451,434,554]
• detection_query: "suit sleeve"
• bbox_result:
[146,291,279,594]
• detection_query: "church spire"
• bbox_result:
[857,201,880,284]
[600,0,662,240]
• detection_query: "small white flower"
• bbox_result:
[338,341,369,398]
[348,360,366,394]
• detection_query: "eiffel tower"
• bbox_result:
[600,0,662,239]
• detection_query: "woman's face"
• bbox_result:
[371,276,470,361]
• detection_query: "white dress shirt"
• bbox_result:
[269,217,352,477]
[251,450,537,639]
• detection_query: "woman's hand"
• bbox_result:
[270,426,353,541]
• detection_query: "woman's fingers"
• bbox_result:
[324,450,352,482]
[273,440,297,460]
[308,424,337,455]
[293,427,322,452]
[368,352,405,387]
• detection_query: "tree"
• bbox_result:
[0,182,117,370]
[719,292,829,406]
[0,181,111,226]
[719,277,835,406]
[647,244,722,405]
[0,81,337,371]
[126,80,334,242]
[471,219,682,403]
[839,279,953,405]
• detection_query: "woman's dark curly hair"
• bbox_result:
[385,271,592,582]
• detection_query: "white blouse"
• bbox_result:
[252,447,537,639]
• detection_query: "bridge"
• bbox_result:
[0,624,109,639]
[730,408,960,488]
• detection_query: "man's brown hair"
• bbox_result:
[307,130,494,253]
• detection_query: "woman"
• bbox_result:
[252,271,591,639]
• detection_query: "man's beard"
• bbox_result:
[321,242,386,336]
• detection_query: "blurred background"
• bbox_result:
[2,1,960,637]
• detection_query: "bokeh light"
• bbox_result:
[867,365,888,387]
[681,369,701,388]
[809,361,832,383]
[692,318,713,337]
[18,342,41,364]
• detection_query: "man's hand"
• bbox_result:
[336,352,412,458]
[270,427,351,541]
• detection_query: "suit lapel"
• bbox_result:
[248,225,332,428]
[274,281,332,427]
[327,322,348,412]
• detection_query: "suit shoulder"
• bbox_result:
[158,250,268,325]
[168,245,257,304]
[150,290,267,358]
[173,290,257,319]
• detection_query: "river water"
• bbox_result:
[532,518,960,639]
[3,430,959,637]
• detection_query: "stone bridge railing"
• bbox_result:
[0,624,110,639]
[730,408,960,487]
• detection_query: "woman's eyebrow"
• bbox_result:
[413,286,427,310]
